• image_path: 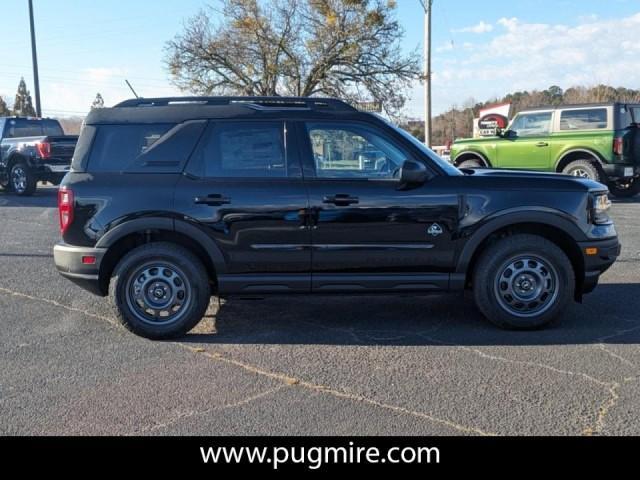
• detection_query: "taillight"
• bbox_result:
[58,187,74,234]
[613,137,624,155]
[36,141,51,159]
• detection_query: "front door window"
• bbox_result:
[509,112,552,137]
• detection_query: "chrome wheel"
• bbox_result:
[569,168,591,179]
[494,255,559,318]
[11,166,27,193]
[125,262,192,326]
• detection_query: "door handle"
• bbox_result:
[322,194,359,206]
[535,142,549,147]
[194,194,231,206]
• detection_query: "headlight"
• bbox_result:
[591,193,611,224]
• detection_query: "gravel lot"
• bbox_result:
[1,185,639,436]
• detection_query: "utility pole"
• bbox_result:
[28,0,42,117]
[419,0,432,148]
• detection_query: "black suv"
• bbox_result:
[53,97,621,339]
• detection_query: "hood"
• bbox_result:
[461,167,607,192]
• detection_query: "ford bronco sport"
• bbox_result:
[451,103,640,197]
[53,97,620,339]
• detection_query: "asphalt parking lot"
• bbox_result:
[1,185,639,436]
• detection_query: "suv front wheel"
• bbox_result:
[111,242,211,339]
[456,158,486,169]
[473,234,574,329]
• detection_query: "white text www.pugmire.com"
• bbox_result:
[199,442,440,470]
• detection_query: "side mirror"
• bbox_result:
[398,159,429,189]
[503,129,516,138]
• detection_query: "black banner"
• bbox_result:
[0,436,636,473]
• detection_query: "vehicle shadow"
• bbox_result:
[0,185,58,208]
[610,194,640,205]
[183,283,640,347]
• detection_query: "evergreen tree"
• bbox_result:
[91,93,105,109]
[0,96,11,116]
[13,78,36,116]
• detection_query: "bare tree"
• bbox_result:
[416,84,640,146]
[165,0,421,116]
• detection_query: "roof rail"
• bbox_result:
[113,96,357,112]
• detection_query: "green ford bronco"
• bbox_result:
[450,103,640,197]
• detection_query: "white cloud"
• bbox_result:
[454,20,493,34]
[497,17,519,31]
[405,11,640,117]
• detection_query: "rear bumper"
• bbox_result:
[34,162,70,182]
[578,236,621,294]
[602,163,640,180]
[53,243,107,296]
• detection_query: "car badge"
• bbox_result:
[427,223,443,237]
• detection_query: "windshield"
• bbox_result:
[382,118,463,176]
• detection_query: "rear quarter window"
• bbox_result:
[87,124,174,172]
[559,108,608,130]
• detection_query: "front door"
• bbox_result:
[174,120,311,293]
[496,111,553,170]
[298,121,460,292]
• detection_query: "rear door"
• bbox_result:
[174,120,312,293]
[298,120,460,292]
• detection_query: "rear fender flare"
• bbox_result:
[95,216,227,274]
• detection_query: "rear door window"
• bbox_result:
[190,122,289,178]
[559,108,607,130]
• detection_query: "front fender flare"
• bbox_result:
[452,150,491,167]
[455,209,587,274]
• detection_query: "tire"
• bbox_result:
[110,242,211,339]
[9,162,37,196]
[608,177,640,198]
[457,158,485,169]
[561,159,601,182]
[472,234,574,330]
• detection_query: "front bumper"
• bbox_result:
[53,243,107,296]
[578,236,621,294]
[602,163,640,180]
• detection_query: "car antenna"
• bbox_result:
[125,79,139,99]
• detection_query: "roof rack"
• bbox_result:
[113,96,357,112]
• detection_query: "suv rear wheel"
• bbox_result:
[473,234,574,329]
[608,177,640,198]
[562,159,600,182]
[111,242,211,339]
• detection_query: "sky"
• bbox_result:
[1,0,639,119]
